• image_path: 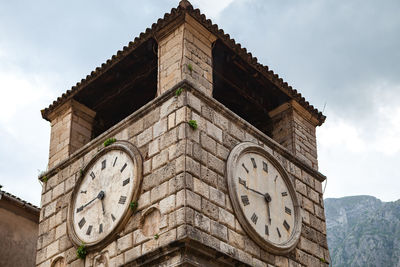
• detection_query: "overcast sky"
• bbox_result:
[0,0,399,206]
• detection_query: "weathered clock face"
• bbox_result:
[227,143,301,254]
[68,142,142,249]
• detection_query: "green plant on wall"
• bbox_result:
[154,233,159,240]
[77,244,87,259]
[187,64,193,73]
[188,120,198,130]
[175,87,184,97]
[129,201,138,212]
[42,175,48,183]
[103,138,116,147]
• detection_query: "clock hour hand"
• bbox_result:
[77,191,105,212]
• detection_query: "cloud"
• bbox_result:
[0,0,399,205]
[191,0,235,18]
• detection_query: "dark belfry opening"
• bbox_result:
[73,38,158,138]
[212,40,291,137]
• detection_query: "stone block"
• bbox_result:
[207,153,225,175]
[295,179,307,196]
[137,127,152,147]
[159,194,176,214]
[117,232,133,253]
[150,181,168,203]
[228,229,244,249]
[142,239,158,254]
[55,222,66,239]
[219,208,235,229]
[193,177,209,198]
[46,240,60,258]
[195,211,211,232]
[200,132,217,154]
[153,118,168,138]
[124,245,141,263]
[206,121,223,142]
[307,187,320,203]
[209,187,225,206]
[152,149,168,170]
[148,139,159,157]
[210,220,227,241]
[186,190,201,211]
[202,198,219,220]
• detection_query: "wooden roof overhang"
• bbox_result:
[41,0,325,126]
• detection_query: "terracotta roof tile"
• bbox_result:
[42,0,325,125]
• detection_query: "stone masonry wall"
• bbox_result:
[181,89,329,267]
[37,86,328,267]
[37,92,190,267]
[270,104,319,170]
[47,100,96,169]
[158,14,216,97]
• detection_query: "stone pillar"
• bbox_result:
[269,100,320,170]
[157,13,216,97]
[47,99,96,169]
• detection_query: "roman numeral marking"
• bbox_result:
[113,157,118,167]
[281,192,288,197]
[251,213,258,225]
[251,158,257,168]
[99,223,103,234]
[78,218,86,229]
[274,175,278,182]
[265,225,269,235]
[86,225,93,235]
[90,171,95,179]
[101,160,106,170]
[120,163,127,173]
[263,161,268,172]
[277,227,281,238]
[283,220,290,231]
[80,190,87,194]
[242,163,249,173]
[118,196,127,205]
[241,195,250,206]
[123,178,130,186]
[76,206,83,213]
[238,177,246,187]
[285,207,292,215]
[111,214,116,222]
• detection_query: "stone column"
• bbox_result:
[269,100,320,170]
[47,99,96,169]
[157,13,216,97]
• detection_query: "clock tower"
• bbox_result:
[36,1,329,266]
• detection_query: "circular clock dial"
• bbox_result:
[227,143,301,254]
[68,142,142,249]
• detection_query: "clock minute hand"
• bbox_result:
[245,186,265,197]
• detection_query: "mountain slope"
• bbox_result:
[325,196,400,267]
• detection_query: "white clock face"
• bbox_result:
[227,143,301,254]
[72,149,136,244]
[235,152,295,245]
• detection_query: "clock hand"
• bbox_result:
[265,193,272,224]
[245,186,265,197]
[77,191,105,211]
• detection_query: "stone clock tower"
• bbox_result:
[36,1,329,266]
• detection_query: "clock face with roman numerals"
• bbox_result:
[68,141,142,250]
[226,142,301,254]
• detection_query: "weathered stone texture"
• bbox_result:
[158,14,216,97]
[47,100,96,169]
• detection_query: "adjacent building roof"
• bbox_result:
[41,0,325,126]
[0,189,40,215]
